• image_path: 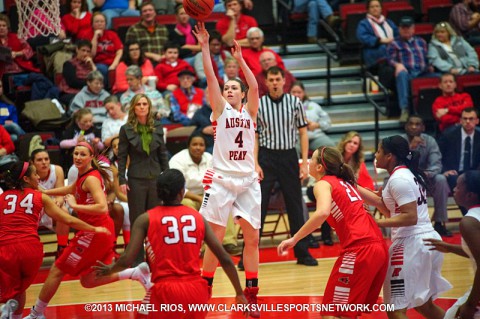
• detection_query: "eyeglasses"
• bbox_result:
[260,57,274,63]
[248,37,261,40]
[129,48,140,52]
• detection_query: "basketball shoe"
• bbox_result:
[244,287,260,318]
[1,299,18,319]
[22,306,46,319]
[131,262,153,291]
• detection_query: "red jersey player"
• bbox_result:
[25,143,152,319]
[0,161,109,319]
[278,146,389,318]
[95,168,248,319]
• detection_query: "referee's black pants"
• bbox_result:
[258,147,311,258]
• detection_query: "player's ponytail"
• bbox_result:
[317,146,356,186]
[1,161,34,190]
[156,169,186,205]
[381,135,428,191]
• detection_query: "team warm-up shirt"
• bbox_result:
[0,188,43,244]
[146,205,205,282]
[321,175,384,249]
[38,164,57,190]
[211,102,255,175]
[382,166,433,240]
[75,169,110,227]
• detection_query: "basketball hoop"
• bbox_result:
[15,0,62,39]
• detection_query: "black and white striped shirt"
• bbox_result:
[257,93,308,150]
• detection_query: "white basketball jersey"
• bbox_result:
[38,164,57,190]
[464,206,480,271]
[211,103,255,175]
[382,166,433,240]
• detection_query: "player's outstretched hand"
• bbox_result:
[93,260,114,277]
[277,237,296,256]
[193,22,209,46]
[235,294,249,318]
[93,226,111,235]
[231,40,243,61]
[423,238,450,253]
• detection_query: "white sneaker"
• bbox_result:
[131,262,153,291]
[22,307,45,319]
[1,299,18,319]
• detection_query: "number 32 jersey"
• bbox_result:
[0,188,43,244]
[146,205,206,283]
[382,166,433,240]
[211,103,255,175]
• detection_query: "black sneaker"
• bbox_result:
[308,236,320,248]
[323,238,334,246]
[434,223,452,237]
[237,256,244,271]
[297,255,318,266]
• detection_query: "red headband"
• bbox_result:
[76,142,94,154]
[320,147,328,170]
[18,162,29,180]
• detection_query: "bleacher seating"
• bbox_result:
[421,0,452,24]
[457,74,480,107]
[383,1,415,26]
[339,3,366,45]
[410,77,440,129]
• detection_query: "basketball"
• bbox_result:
[183,0,214,21]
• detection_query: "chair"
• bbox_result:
[165,125,196,156]
[411,77,440,132]
[457,74,480,107]
[111,16,142,43]
[382,1,415,26]
[422,0,452,22]
[414,23,435,43]
[339,3,366,45]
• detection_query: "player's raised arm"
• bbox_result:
[193,22,225,119]
[231,40,258,118]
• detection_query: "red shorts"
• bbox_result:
[148,276,209,319]
[0,239,43,301]
[55,229,114,277]
[322,241,388,316]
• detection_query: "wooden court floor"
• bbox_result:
[26,209,470,318]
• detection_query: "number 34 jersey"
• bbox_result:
[146,205,206,283]
[0,189,43,244]
[382,166,433,241]
[211,103,255,175]
[321,175,384,249]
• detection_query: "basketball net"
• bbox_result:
[15,0,61,39]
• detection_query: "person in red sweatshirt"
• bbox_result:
[432,73,473,132]
[154,42,195,92]
[0,124,14,157]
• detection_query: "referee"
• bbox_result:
[256,66,318,266]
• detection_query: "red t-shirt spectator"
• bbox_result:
[216,15,258,41]
[432,92,473,132]
[78,29,123,65]
[62,12,92,41]
[154,59,195,92]
[242,47,285,81]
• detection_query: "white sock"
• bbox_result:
[33,298,48,315]
[118,267,135,280]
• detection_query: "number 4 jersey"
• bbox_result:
[211,103,255,175]
[382,166,433,240]
[0,188,43,244]
[145,205,206,283]
[321,175,384,249]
